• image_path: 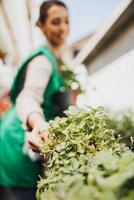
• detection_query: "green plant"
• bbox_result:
[109,111,134,148]
[60,64,83,94]
[36,107,134,200]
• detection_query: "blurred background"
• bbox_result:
[0,0,134,116]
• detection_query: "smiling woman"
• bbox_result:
[0,1,76,200]
[36,1,69,48]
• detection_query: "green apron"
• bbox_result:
[0,45,64,187]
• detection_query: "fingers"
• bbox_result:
[27,130,42,151]
[27,131,47,152]
[28,141,40,152]
[26,123,49,151]
[39,132,48,141]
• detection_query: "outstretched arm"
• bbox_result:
[16,55,52,150]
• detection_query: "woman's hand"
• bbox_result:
[26,112,49,151]
[27,122,48,151]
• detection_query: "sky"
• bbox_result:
[61,0,122,45]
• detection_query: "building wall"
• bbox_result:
[78,49,134,111]
[86,22,134,74]
[63,34,93,65]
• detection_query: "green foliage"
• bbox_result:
[110,111,134,138]
[37,106,134,200]
[60,64,83,93]
[109,111,134,147]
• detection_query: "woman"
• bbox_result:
[0,1,70,199]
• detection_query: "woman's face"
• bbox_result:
[40,5,69,47]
